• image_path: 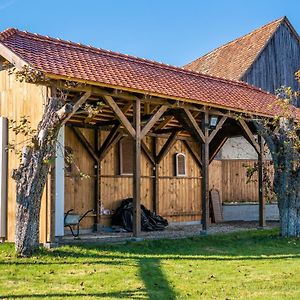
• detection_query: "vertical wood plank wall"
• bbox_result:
[63,129,270,230]
[242,23,300,95]
[0,69,49,242]
[64,127,96,229]
[221,159,273,202]
[222,160,258,202]
[64,131,226,228]
[158,138,201,222]
[100,134,154,225]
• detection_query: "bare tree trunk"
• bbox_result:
[14,97,70,257]
[255,119,300,237]
[275,170,300,237]
[279,205,300,236]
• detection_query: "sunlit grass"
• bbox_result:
[1,228,300,299]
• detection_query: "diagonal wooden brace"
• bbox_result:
[103,95,135,138]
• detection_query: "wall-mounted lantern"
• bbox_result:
[209,116,218,129]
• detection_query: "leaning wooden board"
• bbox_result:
[210,189,223,223]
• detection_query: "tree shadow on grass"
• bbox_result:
[2,229,300,264]
[138,258,177,300]
[32,228,300,261]
[1,229,300,300]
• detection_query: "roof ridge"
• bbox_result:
[0,27,272,98]
[185,17,284,67]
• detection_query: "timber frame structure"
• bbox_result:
[0,28,287,242]
[50,82,267,236]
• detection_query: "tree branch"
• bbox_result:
[56,103,73,120]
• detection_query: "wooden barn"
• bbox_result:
[0,28,285,243]
[185,16,300,203]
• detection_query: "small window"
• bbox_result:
[175,153,186,176]
[120,137,133,175]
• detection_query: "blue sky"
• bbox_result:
[0,0,299,66]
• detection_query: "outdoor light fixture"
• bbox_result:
[209,116,218,129]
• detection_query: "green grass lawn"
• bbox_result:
[1,228,300,299]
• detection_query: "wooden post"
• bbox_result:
[95,128,101,227]
[258,134,266,227]
[133,98,141,236]
[49,165,56,243]
[153,137,159,213]
[201,112,210,231]
[0,117,8,242]
[54,126,65,238]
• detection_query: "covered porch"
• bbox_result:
[50,82,269,242]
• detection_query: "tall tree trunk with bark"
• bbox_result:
[13,97,71,257]
[273,148,300,237]
[257,119,300,237]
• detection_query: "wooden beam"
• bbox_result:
[183,140,202,169]
[144,103,150,114]
[121,103,132,114]
[76,103,132,129]
[62,91,92,125]
[50,80,274,120]
[182,108,205,143]
[155,116,174,130]
[207,116,227,144]
[157,131,179,163]
[103,95,135,137]
[141,141,155,166]
[98,124,120,156]
[95,128,101,225]
[155,127,184,134]
[201,112,209,231]
[50,80,203,111]
[0,43,29,69]
[148,104,161,115]
[133,98,141,237]
[99,132,123,161]
[209,137,228,163]
[140,105,168,139]
[71,127,99,163]
[153,137,159,213]
[258,134,266,227]
[238,119,260,154]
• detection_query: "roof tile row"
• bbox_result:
[0,27,293,117]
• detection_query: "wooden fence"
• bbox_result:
[210,159,274,203]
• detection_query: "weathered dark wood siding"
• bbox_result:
[242,23,300,96]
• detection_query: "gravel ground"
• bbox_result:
[60,221,279,245]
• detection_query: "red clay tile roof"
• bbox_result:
[0,27,291,117]
[184,17,286,81]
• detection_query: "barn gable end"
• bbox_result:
[184,17,300,95]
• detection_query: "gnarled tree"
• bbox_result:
[12,96,73,257]
[9,66,93,257]
[254,75,300,237]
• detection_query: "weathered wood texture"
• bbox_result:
[64,127,96,229]
[99,132,153,221]
[0,69,49,242]
[95,135,223,225]
[242,23,300,95]
[65,129,265,228]
[97,133,206,224]
[209,160,222,202]
[222,159,274,203]
[158,138,201,222]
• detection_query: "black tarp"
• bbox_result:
[112,198,168,232]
